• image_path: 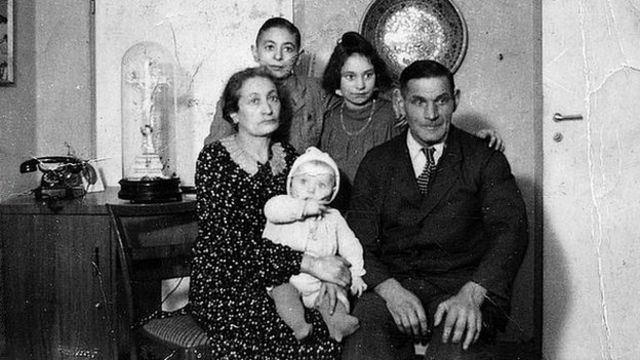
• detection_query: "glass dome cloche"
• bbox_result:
[119,41,182,202]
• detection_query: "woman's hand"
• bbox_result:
[301,255,351,287]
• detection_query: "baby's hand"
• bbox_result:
[302,199,328,217]
[350,276,367,297]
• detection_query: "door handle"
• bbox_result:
[553,113,583,122]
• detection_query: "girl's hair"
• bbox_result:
[322,32,392,94]
[256,17,301,49]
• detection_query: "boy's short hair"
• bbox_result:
[256,17,301,49]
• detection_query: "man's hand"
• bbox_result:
[433,281,488,350]
[375,278,428,337]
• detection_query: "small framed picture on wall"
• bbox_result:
[1,0,13,85]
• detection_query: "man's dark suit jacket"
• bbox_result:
[347,125,528,312]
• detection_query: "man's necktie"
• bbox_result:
[417,147,437,195]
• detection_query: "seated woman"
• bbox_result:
[189,67,351,359]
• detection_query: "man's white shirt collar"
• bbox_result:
[406,131,445,178]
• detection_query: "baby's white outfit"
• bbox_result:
[262,146,366,308]
[263,195,366,307]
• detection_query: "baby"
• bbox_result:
[263,147,367,342]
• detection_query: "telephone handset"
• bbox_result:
[20,156,84,173]
[20,156,97,201]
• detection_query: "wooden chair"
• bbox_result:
[107,201,211,360]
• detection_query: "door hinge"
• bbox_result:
[90,0,95,15]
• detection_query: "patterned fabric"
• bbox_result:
[416,147,437,195]
[189,140,341,359]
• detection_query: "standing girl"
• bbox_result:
[320,32,400,210]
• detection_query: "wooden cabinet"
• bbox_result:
[1,189,124,360]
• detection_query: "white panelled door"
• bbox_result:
[543,0,640,359]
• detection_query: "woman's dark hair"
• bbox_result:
[256,17,301,49]
[220,67,291,140]
[322,32,392,94]
[222,67,277,124]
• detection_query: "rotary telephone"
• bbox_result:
[20,156,97,201]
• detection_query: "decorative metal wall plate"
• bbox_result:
[360,0,468,78]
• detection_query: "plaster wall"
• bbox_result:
[0,0,92,203]
[0,0,37,202]
[0,0,92,353]
[295,0,539,342]
[35,0,93,162]
[95,0,294,187]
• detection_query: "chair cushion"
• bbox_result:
[142,314,210,348]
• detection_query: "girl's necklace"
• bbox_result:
[340,98,376,137]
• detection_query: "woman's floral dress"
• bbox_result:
[189,136,341,359]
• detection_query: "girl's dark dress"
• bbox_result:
[189,137,341,359]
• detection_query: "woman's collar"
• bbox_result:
[220,135,287,176]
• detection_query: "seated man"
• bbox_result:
[342,60,529,360]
